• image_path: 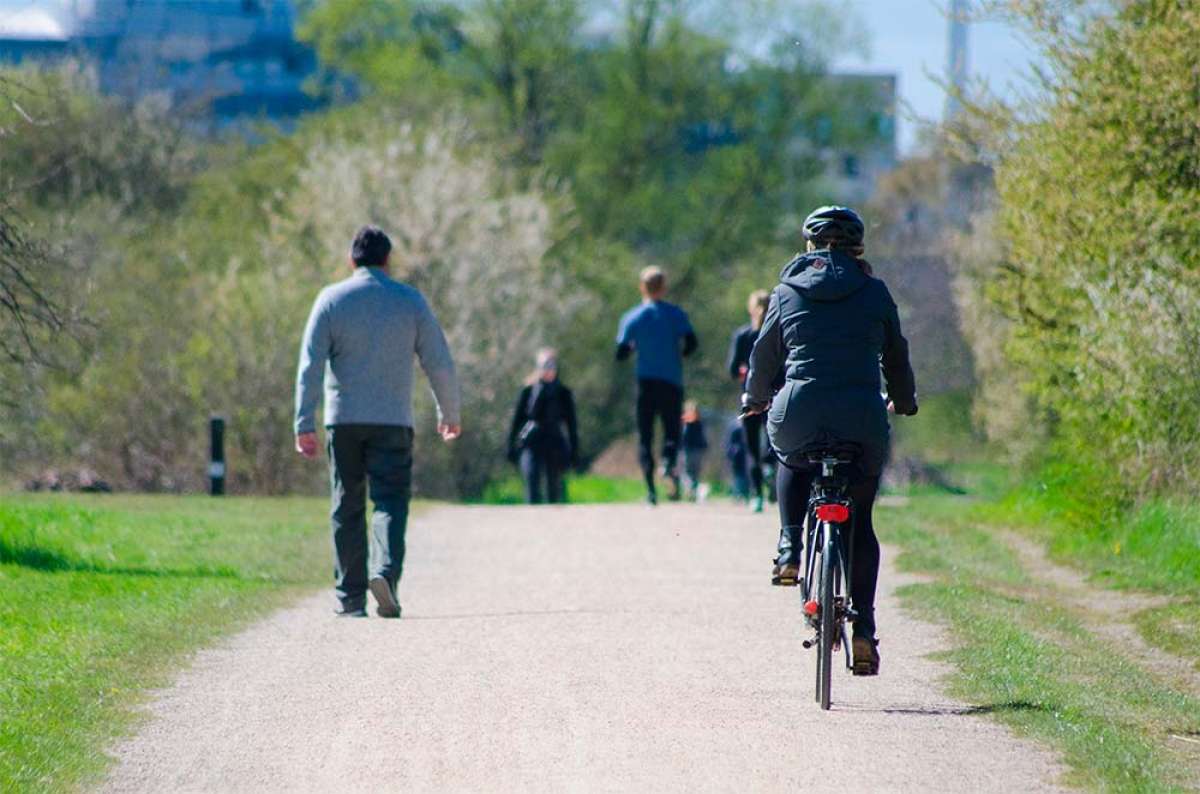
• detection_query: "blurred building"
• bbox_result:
[0,0,319,128]
[807,73,898,206]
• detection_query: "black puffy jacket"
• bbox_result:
[745,249,916,474]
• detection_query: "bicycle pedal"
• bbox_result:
[771,575,798,587]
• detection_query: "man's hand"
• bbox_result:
[295,431,318,459]
[439,423,462,441]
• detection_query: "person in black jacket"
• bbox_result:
[507,349,579,504]
[743,205,917,676]
[726,289,771,513]
[680,401,709,501]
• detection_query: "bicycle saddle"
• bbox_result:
[800,441,862,465]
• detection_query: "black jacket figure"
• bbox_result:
[726,324,758,387]
[745,249,917,476]
[507,378,579,504]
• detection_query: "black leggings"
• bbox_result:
[777,463,881,638]
[636,378,683,492]
[742,412,765,499]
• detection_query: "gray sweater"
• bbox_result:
[294,267,461,433]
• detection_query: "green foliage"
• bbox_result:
[0,494,329,792]
[298,0,886,425]
[985,2,1200,493]
[3,2,892,497]
[890,389,983,465]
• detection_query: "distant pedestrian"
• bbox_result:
[294,225,461,619]
[727,289,771,513]
[616,266,698,505]
[681,401,709,501]
[724,419,750,502]
[506,348,579,504]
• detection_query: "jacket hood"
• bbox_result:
[778,249,869,302]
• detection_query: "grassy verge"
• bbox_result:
[476,474,646,504]
[0,493,330,792]
[878,493,1200,791]
[974,476,1200,597]
[968,463,1200,692]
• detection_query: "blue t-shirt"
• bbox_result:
[616,300,694,386]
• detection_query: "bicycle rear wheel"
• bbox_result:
[818,525,838,710]
[806,519,821,703]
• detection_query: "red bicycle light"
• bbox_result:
[804,600,820,616]
[815,503,850,523]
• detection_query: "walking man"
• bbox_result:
[295,225,461,618]
[616,266,697,504]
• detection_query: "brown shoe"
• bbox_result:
[771,562,800,587]
[852,636,880,676]
[369,576,401,619]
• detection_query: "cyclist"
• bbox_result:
[742,206,917,675]
[616,266,698,505]
[726,289,772,513]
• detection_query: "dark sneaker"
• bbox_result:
[771,562,799,586]
[667,473,682,501]
[852,636,880,676]
[369,576,401,619]
[335,605,367,618]
[646,491,658,506]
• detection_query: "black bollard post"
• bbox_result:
[209,415,226,496]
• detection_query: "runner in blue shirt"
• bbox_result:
[616,266,698,504]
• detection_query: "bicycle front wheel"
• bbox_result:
[818,524,838,711]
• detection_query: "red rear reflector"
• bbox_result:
[804,600,819,616]
[815,503,850,523]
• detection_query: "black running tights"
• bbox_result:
[777,464,881,638]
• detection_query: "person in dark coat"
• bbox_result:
[507,348,579,504]
[726,289,771,512]
[680,401,709,500]
[743,205,917,676]
[724,419,750,501]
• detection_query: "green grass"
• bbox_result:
[0,494,330,792]
[1136,602,1200,673]
[976,483,1200,597]
[879,494,1200,791]
[475,474,646,504]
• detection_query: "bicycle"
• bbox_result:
[796,443,861,710]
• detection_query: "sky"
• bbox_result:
[0,0,1041,153]
[834,0,1040,152]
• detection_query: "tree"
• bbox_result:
[973,1,1200,492]
[0,75,75,368]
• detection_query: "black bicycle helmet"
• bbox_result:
[802,205,865,249]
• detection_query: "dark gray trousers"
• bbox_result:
[519,448,565,504]
[327,424,414,610]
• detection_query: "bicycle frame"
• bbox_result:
[799,455,858,697]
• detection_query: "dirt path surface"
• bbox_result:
[101,504,1067,793]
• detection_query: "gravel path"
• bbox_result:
[101,503,1067,793]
